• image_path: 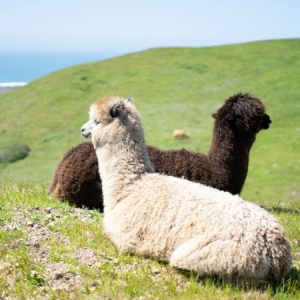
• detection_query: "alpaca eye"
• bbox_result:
[95,120,100,125]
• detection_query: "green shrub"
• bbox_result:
[0,144,30,163]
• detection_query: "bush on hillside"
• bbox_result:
[0,144,30,163]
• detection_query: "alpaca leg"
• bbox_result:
[51,182,62,197]
[170,235,242,278]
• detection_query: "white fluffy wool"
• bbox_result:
[81,96,292,281]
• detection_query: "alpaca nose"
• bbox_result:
[262,114,271,129]
[81,128,90,138]
[81,125,90,138]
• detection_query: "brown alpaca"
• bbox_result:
[49,93,271,210]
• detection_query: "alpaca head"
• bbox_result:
[81,96,144,148]
[212,93,271,135]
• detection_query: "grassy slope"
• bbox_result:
[0,90,10,97]
[0,39,300,208]
[0,185,299,299]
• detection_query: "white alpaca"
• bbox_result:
[81,96,292,281]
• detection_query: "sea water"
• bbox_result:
[0,52,117,83]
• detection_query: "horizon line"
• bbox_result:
[0,37,298,55]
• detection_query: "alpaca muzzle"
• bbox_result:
[81,120,97,138]
[262,114,272,129]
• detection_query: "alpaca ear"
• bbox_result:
[110,102,125,118]
[126,96,134,103]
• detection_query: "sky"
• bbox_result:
[0,0,299,55]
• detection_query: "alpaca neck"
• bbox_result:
[96,138,153,210]
[208,128,256,194]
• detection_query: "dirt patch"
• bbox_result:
[45,262,82,291]
[3,208,71,265]
[1,207,100,293]
[74,247,101,267]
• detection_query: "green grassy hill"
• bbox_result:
[0,39,300,208]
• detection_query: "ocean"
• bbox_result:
[0,52,118,83]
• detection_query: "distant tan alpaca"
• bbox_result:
[173,129,189,139]
[80,96,291,281]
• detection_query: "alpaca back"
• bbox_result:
[148,146,228,190]
[49,144,228,210]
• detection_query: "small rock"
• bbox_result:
[0,262,11,271]
[44,208,53,214]
[151,268,160,275]
[91,279,102,287]
[30,270,39,277]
